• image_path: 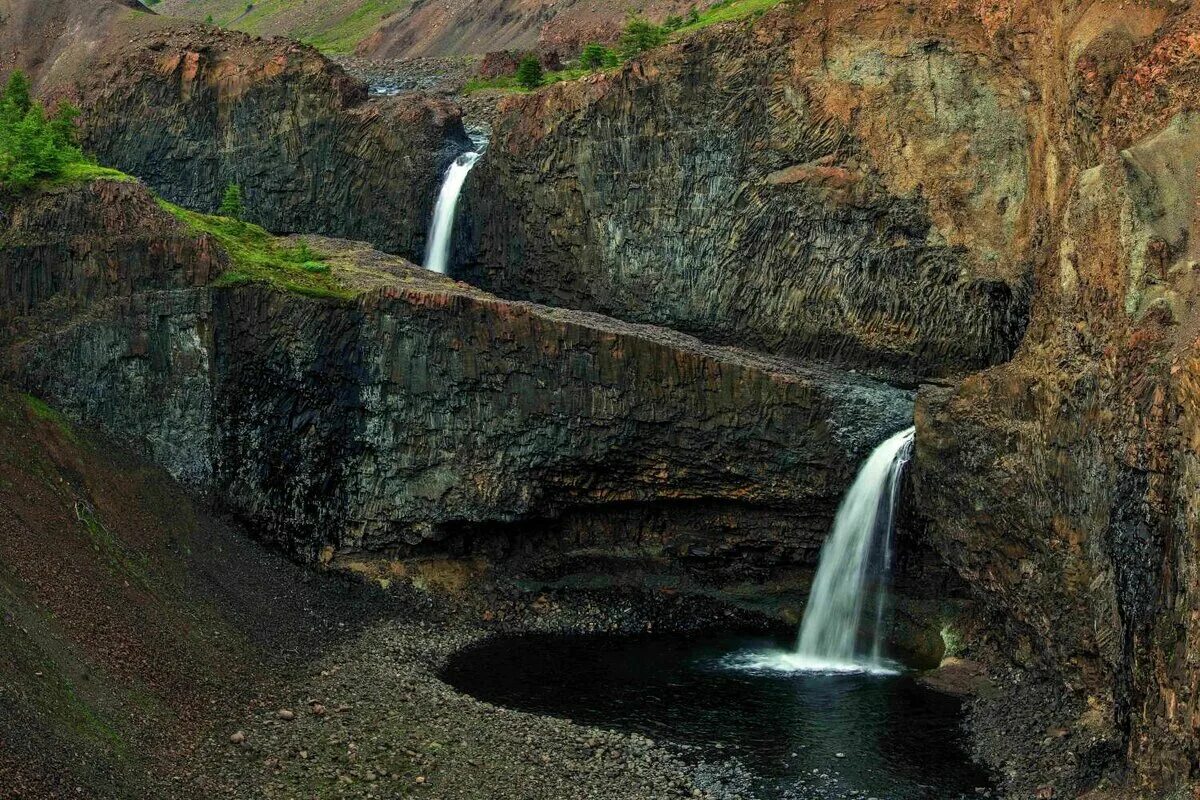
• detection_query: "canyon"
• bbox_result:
[3,0,1200,798]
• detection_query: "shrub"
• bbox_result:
[219,182,244,220]
[0,70,87,193]
[515,56,544,90]
[619,16,667,59]
[580,43,618,69]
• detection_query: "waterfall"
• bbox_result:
[793,426,916,672]
[424,128,488,275]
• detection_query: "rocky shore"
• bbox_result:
[195,583,770,800]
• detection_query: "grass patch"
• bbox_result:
[671,0,790,35]
[463,67,592,94]
[24,395,79,444]
[156,200,353,300]
[299,0,411,53]
[49,162,137,186]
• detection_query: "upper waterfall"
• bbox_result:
[424,128,488,274]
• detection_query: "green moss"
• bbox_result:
[24,394,79,444]
[940,624,963,659]
[156,200,353,300]
[52,162,137,185]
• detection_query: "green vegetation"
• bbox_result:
[580,43,619,69]
[218,182,244,220]
[463,66,591,94]
[24,395,79,445]
[515,56,544,90]
[619,15,668,58]
[467,0,789,95]
[671,0,789,35]
[157,199,352,300]
[940,625,963,659]
[299,0,411,53]
[0,70,90,193]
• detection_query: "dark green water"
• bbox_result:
[441,630,992,800]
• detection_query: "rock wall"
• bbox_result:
[75,27,469,261]
[459,5,1037,382]
[3,180,914,570]
[910,2,1200,797]
[1,1,471,262]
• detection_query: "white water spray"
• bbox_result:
[424,129,488,274]
[724,427,915,676]
[794,426,914,671]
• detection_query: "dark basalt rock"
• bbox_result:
[76,27,471,262]
[3,180,914,572]
[457,17,1035,384]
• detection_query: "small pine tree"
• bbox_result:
[515,56,544,90]
[619,16,667,59]
[219,183,244,220]
[1,70,32,122]
[0,69,86,193]
[580,43,618,70]
[685,5,700,24]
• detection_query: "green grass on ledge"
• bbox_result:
[463,67,593,94]
[52,162,138,186]
[671,0,789,35]
[463,0,790,95]
[156,199,353,301]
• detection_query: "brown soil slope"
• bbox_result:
[0,389,389,798]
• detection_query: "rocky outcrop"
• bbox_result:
[3,179,913,571]
[2,1,470,262]
[76,27,468,260]
[458,6,1035,383]
[909,2,1200,797]
[0,179,226,346]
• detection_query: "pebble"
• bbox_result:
[277,709,296,721]
[229,731,246,745]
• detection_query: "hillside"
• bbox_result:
[153,0,411,53]
[156,0,696,57]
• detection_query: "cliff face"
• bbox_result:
[459,6,1036,382]
[908,2,1200,797]
[3,180,913,572]
[76,27,468,261]
[1,1,469,262]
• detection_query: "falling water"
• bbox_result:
[724,426,916,675]
[424,129,488,274]
[793,426,916,671]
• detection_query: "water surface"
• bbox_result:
[442,630,991,799]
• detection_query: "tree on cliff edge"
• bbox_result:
[219,183,244,220]
[516,56,543,90]
[0,70,85,193]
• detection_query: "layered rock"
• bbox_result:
[458,5,1036,382]
[910,2,1200,797]
[3,0,470,262]
[3,179,913,570]
[77,27,468,260]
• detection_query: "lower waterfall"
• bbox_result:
[793,426,916,671]
[728,426,916,675]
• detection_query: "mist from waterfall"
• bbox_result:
[424,128,488,274]
[724,426,916,676]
